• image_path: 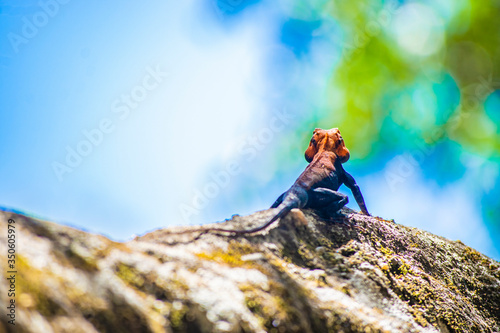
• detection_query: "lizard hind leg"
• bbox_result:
[323,196,348,216]
[310,187,349,220]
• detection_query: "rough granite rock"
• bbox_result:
[1,207,499,333]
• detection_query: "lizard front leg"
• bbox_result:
[343,171,370,215]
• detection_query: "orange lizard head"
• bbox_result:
[304,128,350,163]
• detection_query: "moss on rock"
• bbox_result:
[1,207,499,332]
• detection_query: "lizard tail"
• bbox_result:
[202,196,300,235]
[166,189,306,237]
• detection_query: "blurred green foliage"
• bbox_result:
[284,0,500,231]
[322,0,500,158]
[210,0,499,254]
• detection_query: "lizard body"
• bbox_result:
[172,128,369,236]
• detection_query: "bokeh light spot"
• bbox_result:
[392,3,445,56]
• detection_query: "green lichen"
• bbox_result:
[169,303,188,329]
[114,262,189,304]
[195,241,260,268]
[462,246,482,262]
[379,246,393,256]
[115,263,146,290]
[15,255,66,317]
[65,246,99,272]
[398,261,412,276]
[409,307,429,327]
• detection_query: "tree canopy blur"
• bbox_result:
[211,0,500,256]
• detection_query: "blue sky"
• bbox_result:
[0,0,299,234]
[1,0,498,260]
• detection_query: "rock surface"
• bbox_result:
[1,207,499,333]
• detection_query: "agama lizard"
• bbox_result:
[173,128,370,236]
